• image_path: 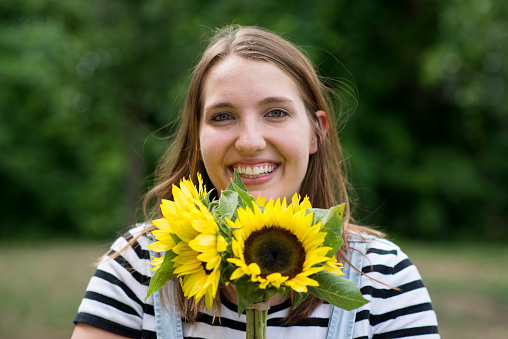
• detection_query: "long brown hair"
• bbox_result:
[132,25,383,324]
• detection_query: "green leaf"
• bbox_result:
[217,217,232,236]
[209,199,219,210]
[278,287,289,302]
[308,204,345,227]
[223,169,255,210]
[235,278,267,316]
[308,271,369,311]
[203,188,216,208]
[262,287,279,301]
[292,292,309,309]
[146,251,177,299]
[231,181,255,210]
[170,233,181,245]
[308,204,345,256]
[218,190,239,219]
[227,170,248,193]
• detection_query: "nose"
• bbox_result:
[235,121,266,154]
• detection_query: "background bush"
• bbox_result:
[1,0,506,240]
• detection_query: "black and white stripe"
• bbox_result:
[352,237,439,338]
[74,226,157,338]
[74,226,439,338]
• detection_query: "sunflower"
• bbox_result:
[174,200,228,309]
[148,174,227,309]
[147,174,205,255]
[227,194,342,293]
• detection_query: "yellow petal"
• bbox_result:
[248,263,261,276]
[188,234,215,251]
[230,268,246,281]
[205,289,214,310]
[149,256,165,271]
[152,218,172,232]
[216,235,228,252]
[255,195,266,206]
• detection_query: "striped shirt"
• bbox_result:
[74,225,440,338]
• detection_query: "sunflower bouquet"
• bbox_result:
[146,172,368,339]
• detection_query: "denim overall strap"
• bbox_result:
[326,236,369,339]
[153,282,183,339]
[149,246,184,339]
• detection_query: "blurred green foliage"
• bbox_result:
[0,0,506,240]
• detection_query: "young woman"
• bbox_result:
[72,25,440,339]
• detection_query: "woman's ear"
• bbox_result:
[316,110,329,135]
[310,110,329,154]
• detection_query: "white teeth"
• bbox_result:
[234,165,276,178]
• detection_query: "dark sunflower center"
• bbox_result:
[243,226,305,279]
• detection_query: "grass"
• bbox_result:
[400,240,508,339]
[1,240,507,338]
[0,241,110,339]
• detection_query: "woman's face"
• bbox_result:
[199,55,326,201]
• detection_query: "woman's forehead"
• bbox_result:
[202,56,303,106]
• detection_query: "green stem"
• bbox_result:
[246,308,268,339]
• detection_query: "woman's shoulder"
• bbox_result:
[102,222,156,275]
[346,233,440,338]
[348,231,429,300]
[347,231,413,272]
[347,231,402,252]
[74,222,158,338]
[109,222,154,252]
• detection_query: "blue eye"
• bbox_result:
[212,113,232,121]
[267,109,288,117]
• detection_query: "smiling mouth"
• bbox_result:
[232,164,277,179]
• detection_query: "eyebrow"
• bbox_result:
[204,102,235,112]
[204,97,294,112]
[258,96,294,106]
